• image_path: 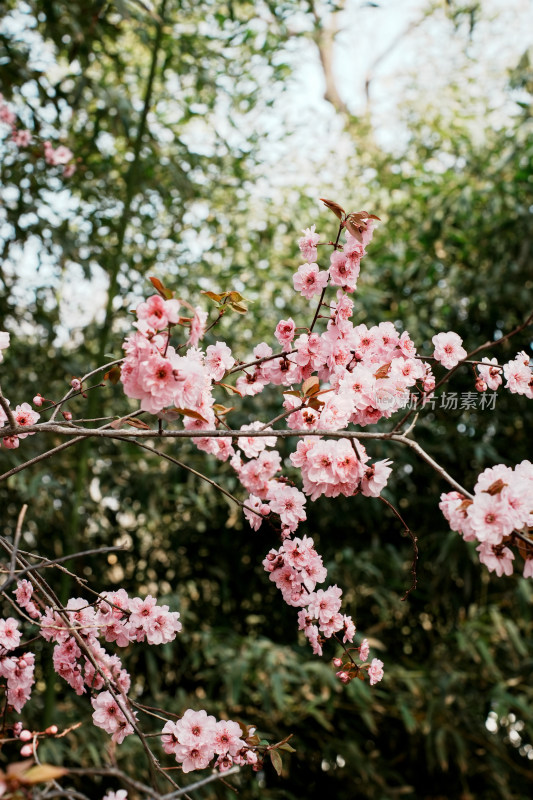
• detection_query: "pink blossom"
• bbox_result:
[359,638,370,662]
[274,318,296,351]
[0,100,16,126]
[44,142,74,166]
[368,658,384,685]
[342,615,356,643]
[175,742,214,772]
[329,249,360,292]
[267,483,306,532]
[503,353,533,397]
[14,580,41,620]
[91,691,135,743]
[175,708,216,747]
[477,542,514,577]
[466,493,514,544]
[235,369,266,397]
[237,422,276,458]
[477,357,502,391]
[0,618,22,651]
[243,495,270,531]
[298,225,321,262]
[13,403,40,438]
[432,331,467,369]
[293,263,329,299]
[213,719,245,755]
[205,341,234,380]
[360,459,393,497]
[306,586,343,625]
[136,294,180,331]
[161,720,180,754]
[12,129,32,147]
[303,624,323,656]
[187,307,208,347]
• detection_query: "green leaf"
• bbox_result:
[269,749,283,776]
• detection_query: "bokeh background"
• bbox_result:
[1,1,532,798]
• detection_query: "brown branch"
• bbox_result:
[379,496,418,600]
[0,384,16,428]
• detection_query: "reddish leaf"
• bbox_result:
[218,383,243,396]
[161,408,208,423]
[302,376,320,397]
[202,291,223,303]
[344,219,363,240]
[320,197,345,220]
[149,276,173,300]
[104,365,122,385]
[374,363,390,379]
[485,479,506,495]
[110,416,151,430]
[213,403,234,415]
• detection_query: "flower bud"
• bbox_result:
[475,378,487,392]
[45,725,58,735]
[62,411,73,421]
[33,394,44,407]
[335,670,351,684]
[19,730,32,742]
[332,657,343,668]
[70,378,81,391]
[20,744,33,757]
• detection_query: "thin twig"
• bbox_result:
[0,544,125,593]
[0,384,16,428]
[8,504,27,587]
[160,766,241,800]
[379,496,418,600]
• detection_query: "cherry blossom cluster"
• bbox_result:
[439,460,533,577]
[0,400,40,450]
[333,638,384,686]
[11,582,182,744]
[0,93,76,176]
[3,577,266,778]
[161,709,258,773]
[0,618,35,713]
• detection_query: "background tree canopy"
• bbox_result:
[0,1,532,798]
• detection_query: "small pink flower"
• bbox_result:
[187,307,208,347]
[359,638,370,662]
[12,129,32,147]
[367,658,384,685]
[274,318,296,351]
[432,331,467,369]
[293,263,329,299]
[205,341,234,380]
[0,617,22,650]
[298,225,321,262]
[14,403,40,438]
